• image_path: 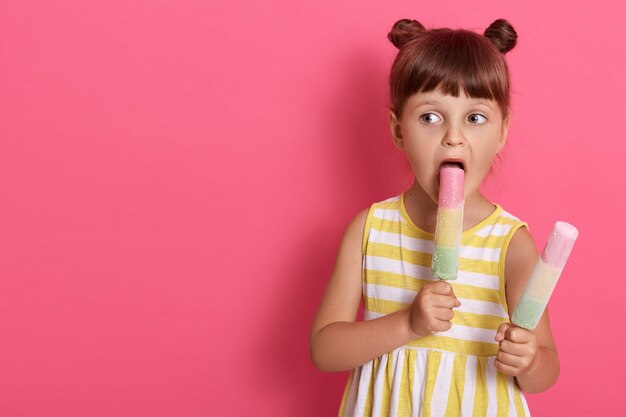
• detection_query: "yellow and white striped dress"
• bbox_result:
[338,193,532,417]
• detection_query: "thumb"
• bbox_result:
[433,280,453,295]
[495,322,515,342]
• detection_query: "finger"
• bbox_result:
[430,281,454,295]
[505,326,532,344]
[495,322,514,342]
[433,318,453,332]
[498,340,526,357]
[434,307,454,321]
[430,284,461,307]
[494,359,520,377]
[496,350,526,368]
[431,294,458,309]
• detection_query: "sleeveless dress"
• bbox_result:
[338,193,532,417]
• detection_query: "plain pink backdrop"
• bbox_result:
[1,0,624,416]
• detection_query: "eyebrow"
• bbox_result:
[411,99,494,110]
[470,100,493,106]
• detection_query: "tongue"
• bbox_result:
[441,162,463,170]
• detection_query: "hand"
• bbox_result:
[494,322,538,377]
[407,280,461,338]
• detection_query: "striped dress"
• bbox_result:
[338,193,532,417]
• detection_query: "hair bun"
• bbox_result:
[484,19,517,54]
[388,19,425,49]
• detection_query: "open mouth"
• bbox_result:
[441,161,465,171]
[437,160,465,183]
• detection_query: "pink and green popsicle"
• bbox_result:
[511,221,579,329]
[432,163,464,280]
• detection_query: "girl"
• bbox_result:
[309,18,560,416]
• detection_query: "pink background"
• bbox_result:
[1,1,624,416]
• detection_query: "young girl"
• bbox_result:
[309,18,560,416]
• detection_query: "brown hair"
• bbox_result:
[387,19,518,121]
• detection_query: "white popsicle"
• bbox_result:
[511,221,579,329]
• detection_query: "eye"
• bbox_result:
[468,113,487,124]
[420,113,441,124]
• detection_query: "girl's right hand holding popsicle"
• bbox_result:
[407,281,461,338]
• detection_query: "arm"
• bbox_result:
[310,208,462,372]
[495,226,560,393]
[308,208,417,372]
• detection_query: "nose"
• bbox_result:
[442,125,466,147]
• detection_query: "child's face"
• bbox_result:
[390,87,509,204]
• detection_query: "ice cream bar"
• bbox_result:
[511,221,579,329]
[432,163,464,280]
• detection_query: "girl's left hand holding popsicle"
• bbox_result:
[496,226,559,392]
[494,322,538,377]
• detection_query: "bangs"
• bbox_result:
[391,29,509,118]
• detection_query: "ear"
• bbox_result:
[389,110,404,150]
[497,114,510,153]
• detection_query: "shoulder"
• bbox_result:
[343,195,400,247]
[352,205,371,226]
[335,204,375,263]
[506,226,538,270]
[497,205,524,224]
[504,226,539,309]
[343,207,370,245]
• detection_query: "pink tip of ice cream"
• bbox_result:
[541,221,579,268]
[438,163,464,208]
